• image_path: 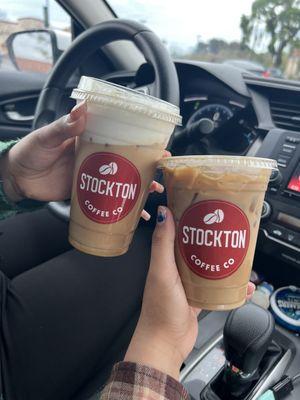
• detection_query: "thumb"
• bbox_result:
[149,206,177,279]
[34,101,87,148]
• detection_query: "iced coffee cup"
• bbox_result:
[69,76,181,257]
[159,156,277,310]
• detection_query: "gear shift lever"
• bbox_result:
[222,302,275,397]
[201,303,277,400]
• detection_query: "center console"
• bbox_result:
[180,307,300,400]
[256,129,300,268]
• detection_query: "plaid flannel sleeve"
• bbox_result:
[99,362,189,400]
[0,140,44,220]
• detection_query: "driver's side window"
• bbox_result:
[0,0,71,74]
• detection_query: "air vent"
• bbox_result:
[243,75,300,133]
[270,99,300,132]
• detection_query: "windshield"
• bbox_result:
[109,0,300,81]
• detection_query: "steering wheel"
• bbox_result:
[33,19,180,221]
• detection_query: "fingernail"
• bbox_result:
[156,183,165,193]
[72,100,87,114]
[68,101,87,123]
[157,206,167,224]
[142,210,151,221]
[250,282,256,293]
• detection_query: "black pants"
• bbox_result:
[0,209,152,400]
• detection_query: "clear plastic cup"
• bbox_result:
[69,76,181,257]
[159,155,277,310]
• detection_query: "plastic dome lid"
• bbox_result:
[159,155,278,170]
[71,76,182,125]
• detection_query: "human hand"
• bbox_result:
[0,101,87,203]
[125,206,256,379]
[0,101,166,221]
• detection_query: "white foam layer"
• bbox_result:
[81,103,175,146]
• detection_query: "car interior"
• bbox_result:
[0,0,300,399]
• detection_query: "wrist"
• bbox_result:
[0,153,24,202]
[124,327,184,380]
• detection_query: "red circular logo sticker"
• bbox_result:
[77,152,141,224]
[178,200,250,279]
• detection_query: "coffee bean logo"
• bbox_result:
[203,209,224,225]
[99,161,118,176]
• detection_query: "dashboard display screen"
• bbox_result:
[287,164,300,193]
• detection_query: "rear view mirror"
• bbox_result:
[6,29,58,74]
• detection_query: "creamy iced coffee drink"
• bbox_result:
[69,76,181,256]
[160,156,277,310]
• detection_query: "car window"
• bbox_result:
[109,0,300,82]
[0,0,71,73]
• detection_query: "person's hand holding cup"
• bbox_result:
[125,206,256,379]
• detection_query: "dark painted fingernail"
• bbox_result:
[157,206,167,224]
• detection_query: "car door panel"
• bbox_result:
[0,70,46,140]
